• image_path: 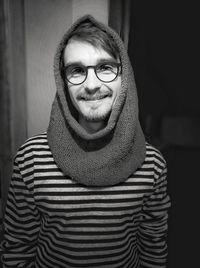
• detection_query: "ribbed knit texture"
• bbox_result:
[47,15,146,186]
[1,133,171,267]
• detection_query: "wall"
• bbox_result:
[25,0,72,137]
[72,0,108,23]
[25,0,108,138]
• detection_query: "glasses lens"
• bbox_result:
[65,65,86,85]
[96,62,119,82]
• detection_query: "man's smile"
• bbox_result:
[77,92,112,101]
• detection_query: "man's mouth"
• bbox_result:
[78,92,112,101]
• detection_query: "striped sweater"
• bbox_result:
[1,133,170,268]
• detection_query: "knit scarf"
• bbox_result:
[47,15,146,187]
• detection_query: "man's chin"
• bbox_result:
[82,111,111,122]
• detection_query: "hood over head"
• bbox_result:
[47,14,146,186]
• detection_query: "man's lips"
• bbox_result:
[77,92,112,101]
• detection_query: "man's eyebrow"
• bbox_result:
[65,58,117,67]
[96,58,117,64]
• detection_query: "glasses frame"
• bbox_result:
[63,61,122,85]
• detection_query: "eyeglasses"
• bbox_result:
[63,61,121,85]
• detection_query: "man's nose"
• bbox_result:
[83,69,101,93]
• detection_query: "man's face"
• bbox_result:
[63,40,121,123]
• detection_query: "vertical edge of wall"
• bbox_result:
[108,0,122,34]
[8,0,27,156]
[72,0,109,24]
[108,0,130,49]
[0,0,27,218]
[0,0,12,221]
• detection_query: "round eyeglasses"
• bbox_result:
[63,61,121,85]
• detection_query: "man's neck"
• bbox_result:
[79,117,106,134]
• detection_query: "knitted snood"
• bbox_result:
[47,15,146,186]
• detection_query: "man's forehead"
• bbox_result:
[63,39,115,65]
[64,39,106,53]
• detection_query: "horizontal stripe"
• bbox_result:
[1,132,170,268]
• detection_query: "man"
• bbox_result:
[1,15,170,267]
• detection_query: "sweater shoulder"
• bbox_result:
[23,132,48,144]
[145,142,166,169]
[15,132,50,161]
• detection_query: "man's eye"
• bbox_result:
[70,67,85,75]
[97,63,118,74]
[98,64,113,72]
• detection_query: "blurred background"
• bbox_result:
[0,0,199,267]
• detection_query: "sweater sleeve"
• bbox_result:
[1,157,40,268]
[138,158,171,268]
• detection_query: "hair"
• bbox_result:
[66,20,120,60]
[60,20,121,84]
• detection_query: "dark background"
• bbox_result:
[128,1,199,267]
